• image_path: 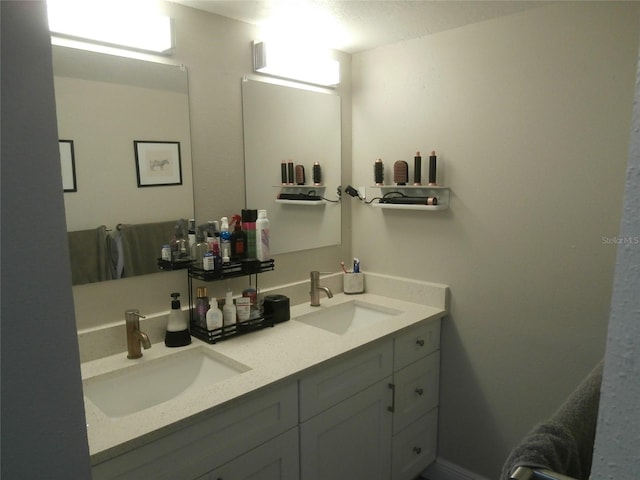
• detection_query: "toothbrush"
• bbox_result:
[340,261,349,274]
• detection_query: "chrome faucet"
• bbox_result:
[125,309,151,359]
[310,271,333,307]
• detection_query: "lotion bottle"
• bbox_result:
[206,297,223,330]
[223,290,236,326]
[165,292,191,347]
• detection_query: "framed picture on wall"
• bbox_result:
[59,139,77,192]
[134,140,182,187]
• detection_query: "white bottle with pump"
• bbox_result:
[223,290,236,326]
[255,209,270,261]
[206,297,223,330]
[165,292,191,347]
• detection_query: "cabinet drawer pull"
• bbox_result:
[416,338,425,347]
[414,387,424,396]
[413,446,422,454]
[387,383,396,412]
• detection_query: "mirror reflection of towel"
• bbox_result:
[68,226,118,285]
[119,220,176,277]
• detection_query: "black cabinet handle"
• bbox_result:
[416,338,425,347]
[413,446,422,454]
[415,387,424,396]
[387,383,396,412]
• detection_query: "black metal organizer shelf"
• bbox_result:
[187,259,275,344]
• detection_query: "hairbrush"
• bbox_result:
[295,165,306,185]
[393,160,408,185]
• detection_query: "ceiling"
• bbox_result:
[170,0,548,53]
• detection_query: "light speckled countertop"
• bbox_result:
[80,274,448,465]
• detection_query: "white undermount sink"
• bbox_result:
[83,347,250,418]
[295,300,402,335]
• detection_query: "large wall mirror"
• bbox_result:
[52,45,194,285]
[242,78,342,255]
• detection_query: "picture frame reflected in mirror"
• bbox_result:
[134,140,182,187]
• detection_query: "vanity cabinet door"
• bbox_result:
[300,378,393,480]
[207,427,299,480]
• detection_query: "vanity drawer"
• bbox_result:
[393,352,439,434]
[391,408,438,480]
[299,340,393,422]
[92,381,298,480]
[394,319,441,370]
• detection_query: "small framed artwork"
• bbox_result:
[59,139,77,192]
[134,140,182,187]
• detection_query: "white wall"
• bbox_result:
[351,2,640,477]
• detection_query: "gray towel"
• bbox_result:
[68,225,118,285]
[119,220,177,277]
[500,360,603,480]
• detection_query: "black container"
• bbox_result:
[263,295,290,323]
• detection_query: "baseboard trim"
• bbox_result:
[422,458,491,480]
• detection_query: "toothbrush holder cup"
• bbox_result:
[343,273,364,295]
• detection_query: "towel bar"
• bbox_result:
[510,466,578,480]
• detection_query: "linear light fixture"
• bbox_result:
[47,0,174,55]
[253,41,340,87]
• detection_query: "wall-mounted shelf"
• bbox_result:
[274,185,326,205]
[369,185,450,211]
[275,199,325,205]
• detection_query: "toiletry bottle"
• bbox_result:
[161,244,171,262]
[206,297,223,330]
[243,286,259,319]
[170,224,188,261]
[223,290,237,326]
[165,292,191,347]
[203,250,215,271]
[195,287,209,328]
[187,218,196,255]
[231,214,247,261]
[242,209,257,259]
[255,209,270,261]
[220,217,231,264]
[193,227,209,268]
[211,241,222,271]
[206,220,219,250]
